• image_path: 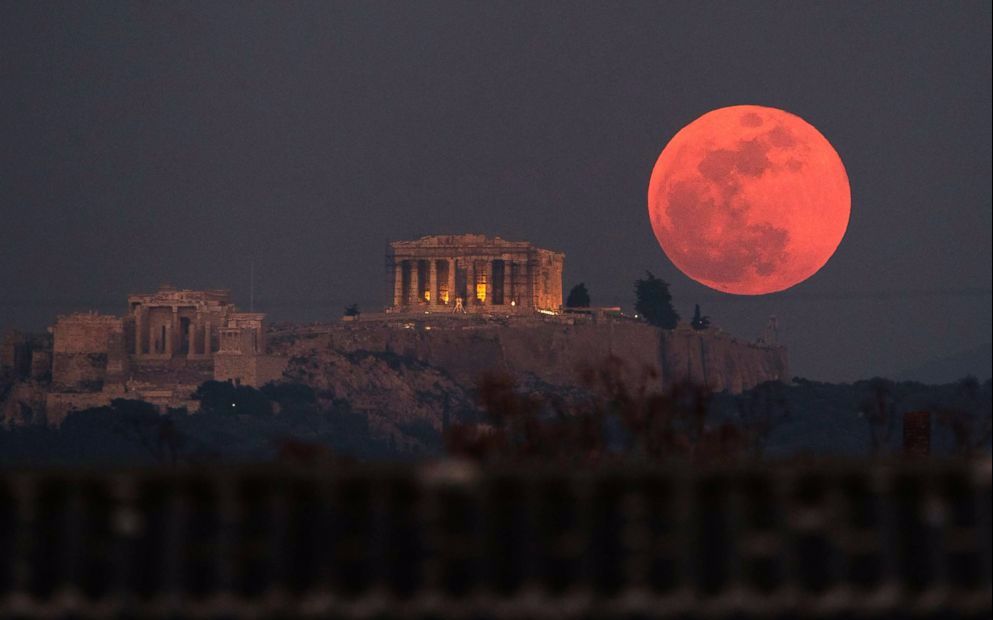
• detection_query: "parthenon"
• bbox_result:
[388,235,564,313]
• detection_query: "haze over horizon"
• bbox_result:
[1,2,990,383]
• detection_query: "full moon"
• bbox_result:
[648,105,850,295]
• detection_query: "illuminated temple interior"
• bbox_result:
[387,234,564,313]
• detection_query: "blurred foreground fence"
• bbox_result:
[0,461,990,619]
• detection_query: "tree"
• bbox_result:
[344,303,360,317]
[634,272,679,329]
[566,283,591,308]
[261,381,317,414]
[860,378,898,456]
[112,400,186,466]
[193,380,272,416]
[691,304,711,330]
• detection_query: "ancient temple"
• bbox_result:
[38,286,282,420]
[387,234,564,313]
[127,286,265,359]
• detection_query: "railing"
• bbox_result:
[1,460,990,619]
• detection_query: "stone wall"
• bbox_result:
[1,382,48,426]
[52,314,122,354]
[44,392,117,427]
[658,328,789,393]
[534,249,564,312]
[275,318,788,395]
[213,354,288,388]
[30,350,52,381]
[51,314,125,392]
[1,331,32,378]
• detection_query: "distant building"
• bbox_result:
[387,234,564,313]
[39,286,285,423]
[127,286,265,359]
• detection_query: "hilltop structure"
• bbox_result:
[387,234,564,313]
[2,286,285,424]
[2,244,789,431]
[126,287,265,360]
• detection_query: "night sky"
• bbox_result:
[1,2,990,382]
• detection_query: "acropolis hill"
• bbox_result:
[1,234,788,428]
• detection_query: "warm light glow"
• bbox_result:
[476,283,487,302]
[648,105,850,295]
[442,291,449,303]
[424,290,431,301]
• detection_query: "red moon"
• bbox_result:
[648,105,850,295]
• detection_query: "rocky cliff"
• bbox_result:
[267,317,788,444]
[274,318,787,394]
[3,316,787,444]
[281,346,476,446]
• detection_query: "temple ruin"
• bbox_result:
[127,287,265,359]
[1,247,791,428]
[13,286,288,423]
[388,235,564,313]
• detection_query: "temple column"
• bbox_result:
[507,262,516,307]
[529,261,538,309]
[134,307,143,356]
[428,259,438,305]
[409,261,420,305]
[197,312,204,356]
[484,260,494,306]
[503,259,512,308]
[447,259,456,305]
[466,260,476,306]
[166,307,177,357]
[204,321,212,355]
[393,262,403,307]
[186,317,194,358]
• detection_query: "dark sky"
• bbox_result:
[1,2,990,382]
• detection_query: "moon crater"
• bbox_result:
[648,105,850,295]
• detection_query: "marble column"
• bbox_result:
[173,308,181,354]
[204,321,212,355]
[134,307,143,356]
[447,259,456,305]
[466,260,476,306]
[503,259,512,307]
[428,259,438,305]
[409,261,420,305]
[528,261,538,309]
[484,260,494,306]
[393,262,403,307]
[197,312,205,356]
[186,317,194,358]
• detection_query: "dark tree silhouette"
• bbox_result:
[634,272,679,329]
[445,357,751,464]
[860,378,898,455]
[344,303,361,317]
[193,380,273,416]
[935,376,993,457]
[261,381,317,414]
[566,283,591,308]
[691,304,711,330]
[103,399,187,465]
